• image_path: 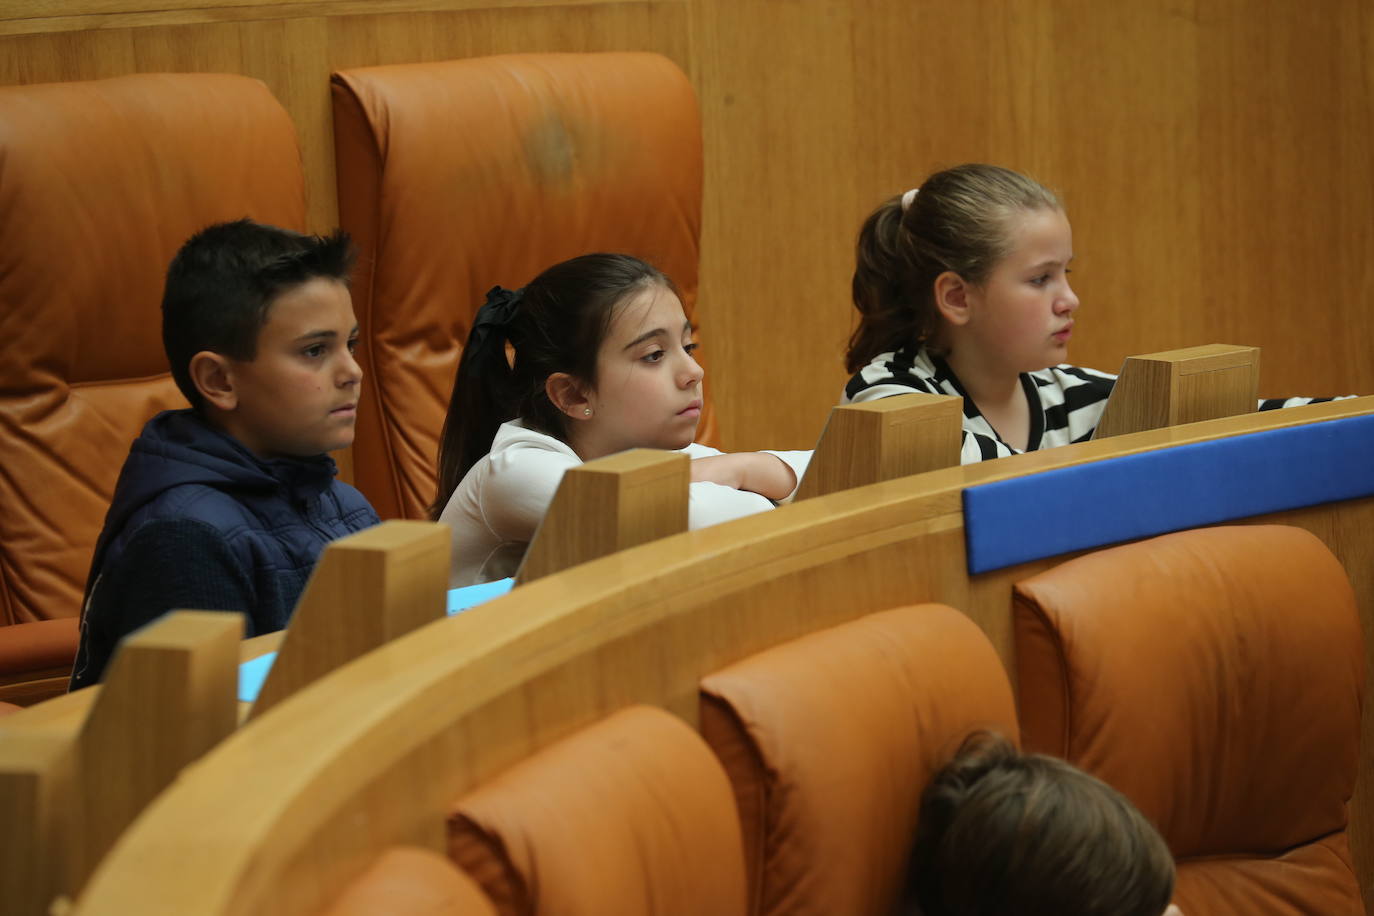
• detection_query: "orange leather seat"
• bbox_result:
[0,618,80,705]
[0,73,307,699]
[1015,524,1365,914]
[331,52,715,521]
[448,704,747,916]
[699,604,1019,916]
[320,846,496,916]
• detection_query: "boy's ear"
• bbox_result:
[188,351,238,412]
[933,270,974,327]
[545,372,591,420]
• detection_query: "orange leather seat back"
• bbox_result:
[448,704,747,916]
[699,604,1019,916]
[320,846,496,916]
[1015,524,1365,914]
[0,73,307,627]
[331,52,713,521]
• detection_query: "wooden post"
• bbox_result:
[74,611,242,892]
[249,521,450,720]
[0,730,76,916]
[3,612,247,915]
[1094,344,1260,439]
[794,392,963,501]
[518,450,690,584]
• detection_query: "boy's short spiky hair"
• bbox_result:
[161,219,356,409]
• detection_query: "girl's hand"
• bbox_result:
[690,453,797,501]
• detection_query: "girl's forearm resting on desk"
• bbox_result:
[690,453,797,501]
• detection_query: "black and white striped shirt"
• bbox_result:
[843,346,1336,465]
[844,347,1114,463]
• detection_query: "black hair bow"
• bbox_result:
[473,286,522,332]
[466,286,524,374]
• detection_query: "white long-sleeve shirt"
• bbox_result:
[439,419,811,586]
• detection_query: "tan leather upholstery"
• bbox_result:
[0,617,79,705]
[0,618,79,672]
[0,73,307,632]
[1015,524,1365,915]
[699,604,1019,916]
[331,52,714,520]
[448,704,746,916]
[320,846,496,916]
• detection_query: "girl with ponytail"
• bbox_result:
[845,164,1342,464]
[845,164,1116,464]
[432,253,809,586]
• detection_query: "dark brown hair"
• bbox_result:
[162,219,356,409]
[906,732,1175,916]
[846,164,1061,373]
[429,253,674,520]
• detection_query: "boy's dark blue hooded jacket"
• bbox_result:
[70,409,379,689]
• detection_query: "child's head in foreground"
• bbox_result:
[848,163,1077,376]
[907,731,1181,916]
[431,252,701,518]
[161,219,360,459]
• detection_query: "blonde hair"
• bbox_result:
[847,164,1062,373]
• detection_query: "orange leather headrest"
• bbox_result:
[700,604,1018,916]
[0,73,305,625]
[448,704,747,915]
[1015,524,1363,857]
[331,53,711,520]
[320,846,496,916]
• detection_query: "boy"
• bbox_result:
[70,220,380,689]
[902,731,1183,916]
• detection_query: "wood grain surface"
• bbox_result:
[1,0,1366,455]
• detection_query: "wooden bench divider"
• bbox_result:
[1094,343,1260,439]
[1,729,77,916]
[521,395,965,586]
[1,611,241,916]
[249,521,450,720]
[795,392,963,500]
[517,450,690,584]
[0,520,450,916]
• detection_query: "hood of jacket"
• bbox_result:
[85,409,339,599]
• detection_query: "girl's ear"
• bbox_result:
[933,270,974,328]
[546,372,592,420]
[189,351,238,411]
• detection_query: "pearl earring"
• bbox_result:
[583,408,592,417]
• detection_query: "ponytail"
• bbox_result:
[430,287,524,520]
[846,196,929,374]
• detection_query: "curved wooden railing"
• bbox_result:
[66,396,1374,916]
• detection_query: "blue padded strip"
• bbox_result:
[236,578,516,702]
[962,414,1374,575]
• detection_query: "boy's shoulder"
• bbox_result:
[98,409,378,574]
[108,478,270,566]
[107,409,280,534]
[119,460,375,534]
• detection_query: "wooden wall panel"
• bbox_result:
[691,0,859,453]
[0,0,1370,455]
[1193,0,1374,402]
